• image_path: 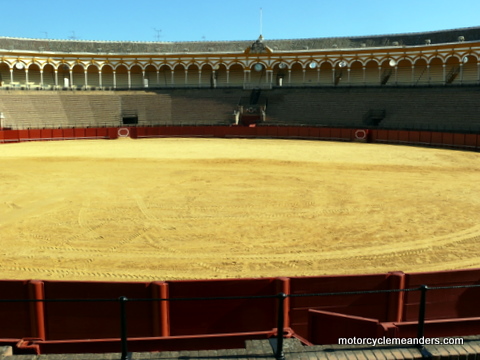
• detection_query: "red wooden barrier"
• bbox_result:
[42,281,159,340]
[107,127,118,139]
[84,128,97,138]
[453,133,466,148]
[51,129,64,139]
[40,129,53,140]
[340,128,353,140]
[409,131,420,143]
[289,272,404,340]
[375,130,389,142]
[308,127,321,139]
[277,126,289,137]
[330,128,342,139]
[308,310,384,345]
[403,269,480,321]
[397,130,409,143]
[2,126,480,152]
[0,130,19,143]
[318,127,330,139]
[63,128,74,139]
[2,269,480,354]
[419,131,431,145]
[288,126,300,138]
[297,127,310,138]
[254,126,269,137]
[430,132,443,147]
[74,128,86,138]
[465,134,478,149]
[0,281,34,339]
[96,127,108,138]
[167,278,281,336]
[442,132,454,147]
[17,129,29,141]
[265,126,278,137]
[28,129,41,140]
[135,127,148,138]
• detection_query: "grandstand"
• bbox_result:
[1,27,480,359]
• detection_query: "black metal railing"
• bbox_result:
[2,283,480,360]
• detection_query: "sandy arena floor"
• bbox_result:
[0,138,479,282]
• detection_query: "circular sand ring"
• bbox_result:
[118,128,130,138]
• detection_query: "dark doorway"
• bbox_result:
[122,116,138,125]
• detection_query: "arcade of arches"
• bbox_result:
[0,53,479,89]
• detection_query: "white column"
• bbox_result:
[442,64,446,85]
[113,71,117,88]
[85,70,88,88]
[198,71,202,87]
[411,65,415,85]
[477,62,480,85]
[69,70,73,88]
[99,70,102,88]
[128,70,131,89]
[362,67,366,84]
[288,69,292,85]
[156,70,160,86]
[226,70,230,85]
[184,70,188,86]
[9,68,13,84]
[40,70,44,87]
[25,69,29,86]
[54,70,58,87]
[171,71,174,86]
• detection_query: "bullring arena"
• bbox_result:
[2,26,480,358]
[1,137,480,281]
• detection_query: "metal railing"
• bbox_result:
[2,283,480,360]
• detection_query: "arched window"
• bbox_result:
[349,60,363,85]
[101,64,114,88]
[396,59,413,85]
[115,64,129,89]
[413,58,428,85]
[28,63,42,88]
[144,64,157,88]
[158,65,172,87]
[429,57,444,85]
[319,62,333,86]
[87,64,100,87]
[228,63,244,87]
[130,64,143,88]
[187,64,200,87]
[72,64,85,88]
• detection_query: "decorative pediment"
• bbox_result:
[244,35,273,54]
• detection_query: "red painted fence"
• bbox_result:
[1,126,479,151]
[1,269,480,354]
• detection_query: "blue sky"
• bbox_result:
[2,0,480,42]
